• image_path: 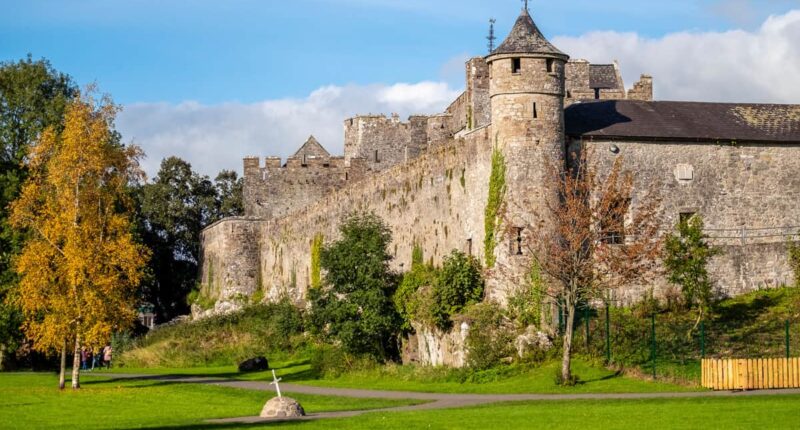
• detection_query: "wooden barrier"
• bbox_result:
[701,358,800,390]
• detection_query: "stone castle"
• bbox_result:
[198,8,800,321]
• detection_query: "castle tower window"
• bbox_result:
[513,227,523,255]
[302,155,307,166]
[345,171,349,181]
[532,103,538,119]
[546,58,554,73]
[374,150,380,163]
[594,88,601,100]
[466,238,473,256]
[512,58,522,74]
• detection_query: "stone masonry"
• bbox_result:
[198,8,799,331]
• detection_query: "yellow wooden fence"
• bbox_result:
[701,358,800,390]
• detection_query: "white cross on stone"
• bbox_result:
[269,369,283,398]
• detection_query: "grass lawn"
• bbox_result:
[110,357,699,394]
[221,395,800,430]
[0,372,424,430]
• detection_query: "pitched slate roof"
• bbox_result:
[565,100,800,143]
[589,65,620,89]
[292,135,330,158]
[490,9,567,58]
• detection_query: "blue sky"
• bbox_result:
[2,0,797,104]
[2,0,800,177]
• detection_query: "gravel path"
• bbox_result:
[95,373,800,425]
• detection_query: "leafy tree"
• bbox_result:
[214,170,243,218]
[0,56,77,369]
[522,152,662,384]
[135,157,218,320]
[308,212,400,361]
[10,91,148,389]
[664,215,720,328]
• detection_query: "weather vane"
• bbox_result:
[522,0,529,11]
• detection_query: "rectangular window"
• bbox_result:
[466,238,473,256]
[374,150,379,163]
[512,58,522,74]
[511,227,524,255]
[546,58,554,73]
[602,199,630,245]
[533,103,538,119]
[594,88,601,100]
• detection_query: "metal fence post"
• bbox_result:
[651,313,657,380]
[605,303,611,364]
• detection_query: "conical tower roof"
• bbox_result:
[490,9,567,58]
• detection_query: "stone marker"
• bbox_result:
[260,396,306,418]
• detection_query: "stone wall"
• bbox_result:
[576,138,800,301]
[343,114,430,172]
[202,126,497,308]
[243,155,368,219]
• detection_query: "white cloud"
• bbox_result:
[118,10,800,179]
[552,10,800,103]
[117,82,460,178]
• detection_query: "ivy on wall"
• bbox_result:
[484,145,506,268]
[310,233,324,289]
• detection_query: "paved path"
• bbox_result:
[96,373,800,425]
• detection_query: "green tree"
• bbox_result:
[663,215,720,328]
[0,56,76,369]
[135,157,219,320]
[308,212,400,361]
[214,170,243,218]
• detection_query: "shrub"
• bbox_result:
[395,250,485,332]
[309,344,378,378]
[663,215,720,316]
[463,302,513,371]
[308,212,400,361]
[789,240,800,287]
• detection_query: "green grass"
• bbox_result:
[205,395,800,430]
[110,357,698,394]
[0,372,424,430]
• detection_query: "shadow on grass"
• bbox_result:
[116,422,310,430]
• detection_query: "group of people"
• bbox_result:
[80,345,113,370]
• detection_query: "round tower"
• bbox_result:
[485,8,569,294]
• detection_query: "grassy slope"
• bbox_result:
[0,373,423,430]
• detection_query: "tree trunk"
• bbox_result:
[58,342,66,390]
[71,336,81,390]
[0,346,5,371]
[561,299,576,384]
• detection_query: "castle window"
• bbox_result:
[546,58,554,73]
[512,58,522,74]
[594,88,601,100]
[374,150,380,163]
[511,227,524,255]
[533,103,538,119]
[345,172,349,181]
[466,238,473,256]
[601,199,630,245]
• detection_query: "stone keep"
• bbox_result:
[196,7,800,324]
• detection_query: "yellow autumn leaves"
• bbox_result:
[9,90,149,384]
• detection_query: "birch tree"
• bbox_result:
[10,90,148,389]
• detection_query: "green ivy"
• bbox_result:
[310,233,324,289]
[789,239,800,287]
[484,146,506,268]
[507,260,545,328]
[411,242,424,269]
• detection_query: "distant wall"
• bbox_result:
[202,126,497,307]
[576,138,800,301]
[343,114,430,172]
[243,156,368,218]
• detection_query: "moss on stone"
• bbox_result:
[310,233,324,289]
